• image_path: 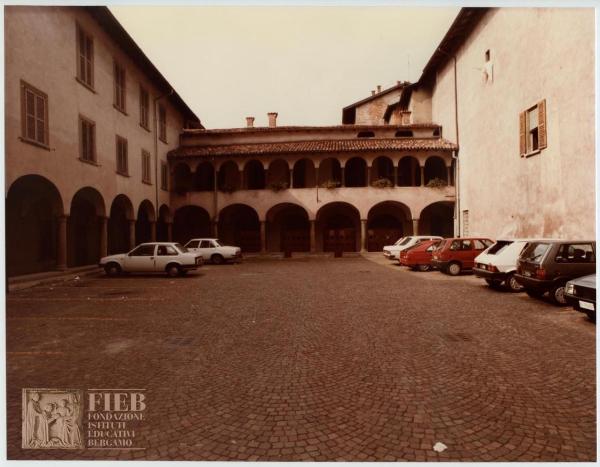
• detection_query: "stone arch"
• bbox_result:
[194,161,215,191]
[243,159,266,190]
[345,157,367,187]
[266,203,310,252]
[316,202,361,252]
[108,194,134,254]
[157,204,171,241]
[218,204,261,252]
[218,160,241,192]
[67,187,106,267]
[6,175,64,276]
[424,156,448,185]
[370,156,395,186]
[419,201,455,237]
[266,159,290,189]
[173,162,193,194]
[367,201,412,252]
[173,205,211,244]
[398,156,421,187]
[317,158,342,187]
[136,199,156,245]
[292,158,316,188]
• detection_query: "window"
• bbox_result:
[473,239,488,250]
[161,161,168,190]
[139,86,149,129]
[158,105,167,142]
[79,116,96,163]
[129,244,155,256]
[520,100,547,156]
[116,136,128,175]
[555,243,595,264]
[485,49,490,62]
[21,81,48,147]
[76,25,94,88]
[141,150,151,183]
[114,61,126,112]
[487,240,512,255]
[157,245,178,256]
[200,240,212,248]
[186,240,200,248]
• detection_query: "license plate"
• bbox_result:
[579,300,595,311]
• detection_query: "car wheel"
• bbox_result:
[417,264,431,272]
[504,273,524,292]
[550,283,567,305]
[104,263,121,277]
[447,262,461,276]
[166,264,181,278]
[211,254,224,265]
[485,278,502,288]
[525,289,545,299]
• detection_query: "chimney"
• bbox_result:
[267,112,278,128]
[371,90,376,96]
[377,85,382,93]
[246,116,255,128]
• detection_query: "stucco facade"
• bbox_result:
[424,7,595,239]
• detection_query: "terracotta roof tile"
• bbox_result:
[169,138,457,159]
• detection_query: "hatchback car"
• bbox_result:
[431,237,494,275]
[383,235,443,260]
[99,242,203,277]
[183,238,242,264]
[565,274,596,322]
[399,239,442,271]
[515,240,596,304]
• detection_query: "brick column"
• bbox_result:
[310,220,316,253]
[129,219,136,250]
[99,216,108,258]
[394,165,398,186]
[447,166,452,185]
[150,221,157,242]
[289,168,294,188]
[420,166,425,187]
[360,219,367,253]
[212,220,218,238]
[56,215,68,270]
[260,221,266,254]
[366,166,371,186]
[167,222,173,242]
[340,167,345,187]
[412,219,419,236]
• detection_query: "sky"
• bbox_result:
[110,6,459,129]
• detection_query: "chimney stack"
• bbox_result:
[267,112,278,128]
[377,85,382,93]
[246,116,255,128]
[371,90,376,96]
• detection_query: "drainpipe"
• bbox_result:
[154,89,174,226]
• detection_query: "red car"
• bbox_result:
[399,239,443,271]
[431,237,494,275]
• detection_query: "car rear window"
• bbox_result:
[521,242,550,263]
[487,240,512,255]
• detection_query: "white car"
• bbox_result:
[183,238,242,264]
[383,235,443,260]
[99,242,203,277]
[473,238,555,292]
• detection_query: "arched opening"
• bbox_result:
[316,202,360,252]
[135,200,156,245]
[266,203,310,252]
[67,187,105,267]
[318,158,342,187]
[419,202,455,237]
[395,130,413,138]
[218,204,260,252]
[6,175,63,276]
[367,201,412,252]
[292,159,316,188]
[243,160,265,190]
[173,163,193,194]
[156,204,171,241]
[218,160,241,192]
[173,205,211,244]
[108,194,134,254]
[424,156,448,186]
[398,156,421,187]
[266,159,290,190]
[357,131,375,138]
[194,161,215,191]
[370,156,395,186]
[345,157,367,187]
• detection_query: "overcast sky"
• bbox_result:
[110,6,459,129]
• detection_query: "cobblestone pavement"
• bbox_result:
[6,255,596,461]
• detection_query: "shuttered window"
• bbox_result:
[76,25,94,88]
[142,150,152,183]
[79,116,96,162]
[158,105,167,142]
[21,81,48,146]
[140,86,149,129]
[161,162,168,190]
[520,99,547,156]
[114,61,126,112]
[116,136,128,175]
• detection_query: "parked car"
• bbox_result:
[431,237,494,275]
[99,242,203,277]
[565,274,596,322]
[473,238,552,292]
[183,238,242,264]
[399,239,442,271]
[383,235,443,260]
[515,240,596,305]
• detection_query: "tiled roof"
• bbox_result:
[181,123,440,135]
[169,138,457,159]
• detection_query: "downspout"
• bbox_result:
[154,89,174,224]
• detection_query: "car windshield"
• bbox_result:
[487,240,512,255]
[174,243,188,254]
[398,237,413,246]
[393,237,406,246]
[520,242,550,263]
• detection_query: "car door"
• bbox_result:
[122,244,156,272]
[458,239,474,268]
[199,240,214,260]
[184,240,200,253]
[154,244,180,271]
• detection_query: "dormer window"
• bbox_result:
[395,130,413,138]
[357,131,375,138]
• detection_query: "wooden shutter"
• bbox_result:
[519,111,526,156]
[537,99,547,150]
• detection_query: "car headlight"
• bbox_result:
[565,284,575,295]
